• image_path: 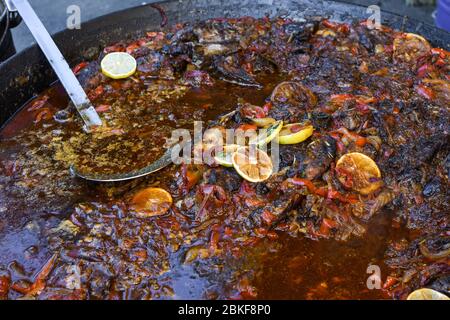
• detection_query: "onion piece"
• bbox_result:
[419,242,450,260]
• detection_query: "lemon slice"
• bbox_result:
[232,146,273,183]
[407,288,450,300]
[131,187,173,218]
[336,152,382,195]
[214,144,240,167]
[400,33,430,47]
[279,123,314,145]
[393,33,431,64]
[101,52,137,79]
[251,120,283,146]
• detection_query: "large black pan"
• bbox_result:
[0,0,449,128]
[0,1,21,63]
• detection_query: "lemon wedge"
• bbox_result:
[278,123,314,145]
[101,52,137,79]
[232,146,273,183]
[214,144,240,167]
[251,120,283,146]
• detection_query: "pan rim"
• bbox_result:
[2,0,449,63]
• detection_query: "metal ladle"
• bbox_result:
[7,0,175,182]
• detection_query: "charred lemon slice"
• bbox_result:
[131,187,173,217]
[214,144,240,167]
[335,152,382,195]
[251,120,283,146]
[101,52,137,79]
[407,288,450,300]
[393,33,431,64]
[279,123,314,145]
[232,146,273,183]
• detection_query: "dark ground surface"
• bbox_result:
[10,0,437,52]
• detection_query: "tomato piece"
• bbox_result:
[290,178,318,193]
[417,64,431,78]
[243,62,254,75]
[336,167,353,188]
[146,31,158,38]
[431,47,449,58]
[416,84,435,100]
[356,96,377,104]
[333,127,367,147]
[435,58,446,67]
[329,133,346,152]
[27,96,49,111]
[354,136,368,147]
[182,165,202,192]
[326,188,359,204]
[356,103,370,114]
[126,43,141,54]
[241,105,266,119]
[224,227,233,237]
[322,218,338,229]
[383,276,398,290]
[262,101,273,114]
[12,253,58,296]
[237,123,258,132]
[0,273,10,299]
[329,94,353,106]
[290,178,358,203]
[322,19,338,29]
[72,62,88,75]
[103,44,126,53]
[95,104,111,113]
[209,225,220,252]
[34,108,53,124]
[319,221,331,236]
[261,209,277,226]
[88,86,105,101]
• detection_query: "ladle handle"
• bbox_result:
[8,0,102,131]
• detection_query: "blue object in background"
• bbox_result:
[436,0,450,32]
